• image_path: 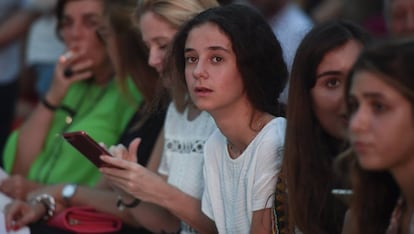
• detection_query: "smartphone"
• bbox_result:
[63,131,113,168]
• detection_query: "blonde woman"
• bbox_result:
[100,0,220,233]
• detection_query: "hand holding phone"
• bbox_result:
[63,131,113,168]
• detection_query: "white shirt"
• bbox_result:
[202,117,286,234]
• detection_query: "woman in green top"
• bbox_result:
[0,0,141,199]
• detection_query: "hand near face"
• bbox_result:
[46,50,94,106]
[4,200,44,231]
[0,175,41,200]
[100,138,166,203]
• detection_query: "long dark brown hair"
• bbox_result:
[345,38,414,234]
[168,4,287,118]
[282,20,371,234]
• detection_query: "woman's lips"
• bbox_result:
[352,141,370,154]
[194,87,212,96]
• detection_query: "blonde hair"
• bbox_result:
[134,0,219,112]
[135,0,219,30]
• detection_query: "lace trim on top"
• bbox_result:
[165,138,206,155]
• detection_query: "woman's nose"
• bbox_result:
[148,52,163,73]
[66,22,85,39]
[349,106,368,134]
[192,61,208,80]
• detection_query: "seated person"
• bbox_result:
[0,0,141,200]
[3,0,169,233]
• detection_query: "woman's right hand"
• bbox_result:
[100,138,167,204]
[45,50,94,107]
[106,143,134,196]
[4,200,45,232]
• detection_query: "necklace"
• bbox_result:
[226,113,273,157]
[227,139,246,157]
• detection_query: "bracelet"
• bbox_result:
[116,195,140,211]
[41,97,59,111]
[29,193,56,221]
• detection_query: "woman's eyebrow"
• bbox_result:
[316,70,342,79]
[184,45,230,53]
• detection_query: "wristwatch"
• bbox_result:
[62,184,78,205]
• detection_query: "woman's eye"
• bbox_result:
[185,56,197,64]
[371,101,387,114]
[212,56,223,63]
[85,19,101,29]
[159,44,168,50]
[325,78,341,88]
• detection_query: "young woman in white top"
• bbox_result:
[167,4,288,233]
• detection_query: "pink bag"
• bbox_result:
[47,206,122,233]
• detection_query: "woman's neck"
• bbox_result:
[212,105,273,158]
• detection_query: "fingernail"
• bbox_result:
[62,51,73,60]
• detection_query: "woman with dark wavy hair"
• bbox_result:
[169,4,288,232]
